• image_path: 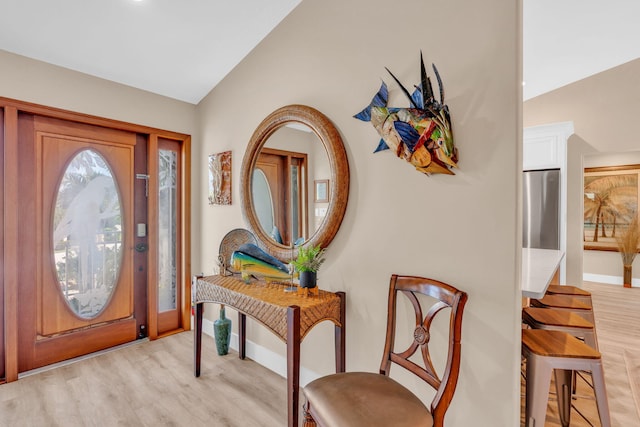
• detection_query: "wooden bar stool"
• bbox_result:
[522,307,598,350]
[521,329,611,427]
[531,294,594,323]
[546,285,592,304]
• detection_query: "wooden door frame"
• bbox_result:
[1,97,191,382]
[3,105,19,383]
[0,107,3,382]
[147,135,191,339]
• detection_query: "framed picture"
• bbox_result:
[584,164,640,251]
[208,151,232,205]
[314,179,329,203]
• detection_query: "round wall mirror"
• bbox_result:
[241,105,349,261]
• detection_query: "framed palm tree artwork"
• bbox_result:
[584,164,640,251]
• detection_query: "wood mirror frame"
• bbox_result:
[241,104,349,261]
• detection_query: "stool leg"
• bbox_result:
[526,353,553,427]
[584,329,598,351]
[553,368,572,427]
[590,360,611,427]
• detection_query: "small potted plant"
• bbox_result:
[292,245,326,288]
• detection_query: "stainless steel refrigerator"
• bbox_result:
[523,169,560,250]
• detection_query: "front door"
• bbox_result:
[17,115,139,372]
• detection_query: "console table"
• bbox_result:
[193,275,346,427]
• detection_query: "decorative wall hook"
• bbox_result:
[354,52,458,175]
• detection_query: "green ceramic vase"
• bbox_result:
[214,305,232,355]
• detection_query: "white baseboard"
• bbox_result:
[583,273,639,287]
[201,318,322,387]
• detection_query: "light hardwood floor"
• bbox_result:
[521,282,640,426]
[2,282,637,426]
[0,332,287,427]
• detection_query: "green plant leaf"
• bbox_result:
[291,245,326,273]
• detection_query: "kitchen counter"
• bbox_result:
[521,248,565,299]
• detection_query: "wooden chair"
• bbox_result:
[302,274,468,427]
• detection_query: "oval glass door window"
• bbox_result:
[52,149,123,319]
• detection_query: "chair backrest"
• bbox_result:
[379,274,468,427]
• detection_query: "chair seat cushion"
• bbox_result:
[303,372,433,427]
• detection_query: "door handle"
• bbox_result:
[135,243,148,253]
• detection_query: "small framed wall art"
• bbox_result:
[314,179,329,203]
[209,150,232,205]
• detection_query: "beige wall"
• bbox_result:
[565,134,598,284]
[0,49,196,134]
[1,0,523,423]
[524,59,640,285]
[197,0,522,425]
[524,58,640,151]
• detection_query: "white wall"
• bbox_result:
[196,0,522,426]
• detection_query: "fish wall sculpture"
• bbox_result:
[354,52,458,175]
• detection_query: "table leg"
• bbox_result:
[287,305,301,427]
[194,302,203,377]
[334,291,346,373]
[239,312,246,360]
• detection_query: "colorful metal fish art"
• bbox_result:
[354,52,458,175]
[231,244,292,283]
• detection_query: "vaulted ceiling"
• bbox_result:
[1,0,638,104]
[523,0,640,100]
[0,0,301,104]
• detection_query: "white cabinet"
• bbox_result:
[523,122,573,284]
[523,133,562,170]
[523,122,572,170]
